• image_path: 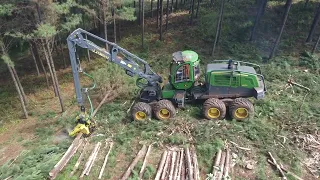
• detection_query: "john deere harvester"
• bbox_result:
[67,29,266,135]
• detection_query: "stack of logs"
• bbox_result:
[155,146,200,180]
[212,148,231,180]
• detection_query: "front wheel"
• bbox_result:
[229,98,254,121]
[131,102,152,121]
[153,100,176,121]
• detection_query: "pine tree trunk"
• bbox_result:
[8,65,28,119]
[138,0,141,25]
[151,0,154,18]
[166,0,170,30]
[102,0,108,50]
[171,0,174,12]
[312,33,320,53]
[12,67,27,105]
[195,0,200,18]
[157,0,160,28]
[306,4,320,43]
[41,40,58,96]
[58,34,66,68]
[35,43,50,88]
[176,0,178,10]
[30,45,40,76]
[211,0,225,57]
[45,38,65,112]
[113,8,117,43]
[142,0,145,48]
[190,0,195,24]
[250,0,267,41]
[118,21,121,41]
[268,0,292,60]
[160,0,164,40]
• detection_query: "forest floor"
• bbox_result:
[1,0,320,180]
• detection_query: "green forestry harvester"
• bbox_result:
[67,29,266,135]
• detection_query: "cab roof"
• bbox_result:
[172,50,199,63]
[206,63,257,74]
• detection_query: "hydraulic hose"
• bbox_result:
[82,71,96,117]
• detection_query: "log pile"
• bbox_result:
[212,147,231,180]
[155,146,200,180]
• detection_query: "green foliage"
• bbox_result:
[1,54,14,67]
[117,7,137,21]
[299,51,320,72]
[61,14,82,32]
[0,4,13,16]
[34,23,57,38]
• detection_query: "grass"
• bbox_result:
[0,0,320,179]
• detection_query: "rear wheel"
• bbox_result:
[153,100,176,121]
[203,98,226,120]
[131,102,152,121]
[229,98,254,121]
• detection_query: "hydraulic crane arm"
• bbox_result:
[67,28,162,106]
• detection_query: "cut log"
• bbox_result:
[173,150,180,180]
[139,144,152,179]
[217,151,226,180]
[80,142,101,178]
[70,141,87,177]
[192,146,200,180]
[177,149,184,180]
[98,141,114,179]
[169,151,177,180]
[223,148,230,179]
[181,149,186,180]
[49,138,83,179]
[161,151,172,180]
[92,91,111,118]
[121,145,147,180]
[267,159,303,180]
[155,150,168,180]
[212,149,222,178]
[185,146,193,180]
[85,142,101,175]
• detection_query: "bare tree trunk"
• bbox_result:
[142,0,145,48]
[1,44,28,119]
[195,0,200,18]
[171,0,174,12]
[8,65,28,119]
[250,0,267,41]
[312,33,320,53]
[12,67,27,105]
[306,3,320,43]
[42,40,58,96]
[112,8,117,43]
[157,0,160,28]
[45,38,65,112]
[268,0,292,60]
[58,34,66,68]
[118,21,121,41]
[102,0,108,50]
[30,45,40,76]
[211,0,225,57]
[166,0,170,30]
[151,0,154,18]
[190,0,195,24]
[160,0,164,40]
[35,44,50,89]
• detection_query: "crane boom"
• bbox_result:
[67,28,162,106]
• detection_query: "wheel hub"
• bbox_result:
[235,108,248,119]
[159,109,170,119]
[207,108,220,119]
[135,111,147,120]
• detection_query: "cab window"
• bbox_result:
[175,64,190,82]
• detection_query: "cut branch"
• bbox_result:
[217,151,226,180]
[169,151,177,180]
[80,142,101,177]
[212,149,222,178]
[161,151,172,180]
[70,141,87,177]
[185,146,193,180]
[98,141,114,179]
[139,144,152,179]
[268,152,287,180]
[121,145,147,180]
[85,142,101,175]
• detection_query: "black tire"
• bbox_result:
[229,98,254,121]
[153,100,176,121]
[203,98,226,120]
[131,102,152,121]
